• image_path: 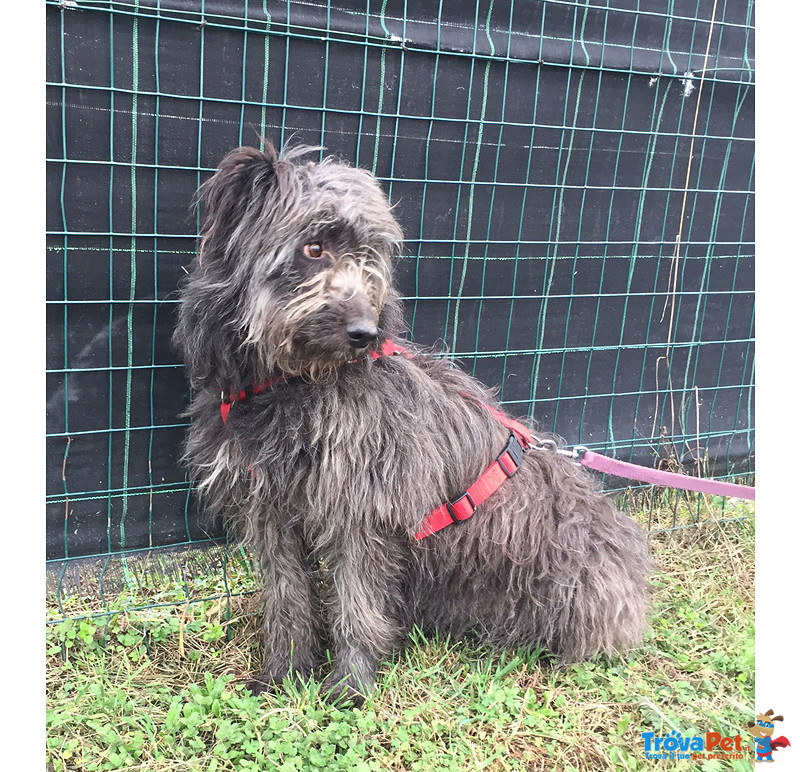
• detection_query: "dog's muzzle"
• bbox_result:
[346,321,378,348]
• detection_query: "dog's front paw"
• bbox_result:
[243,661,312,697]
[322,669,374,707]
[244,675,279,696]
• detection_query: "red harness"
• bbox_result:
[219,340,534,540]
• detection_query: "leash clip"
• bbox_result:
[531,437,557,452]
[556,445,588,461]
[530,438,588,463]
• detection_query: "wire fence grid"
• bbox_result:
[46,0,755,621]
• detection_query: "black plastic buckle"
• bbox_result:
[446,491,476,524]
[496,433,525,478]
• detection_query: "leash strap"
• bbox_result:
[577,449,756,501]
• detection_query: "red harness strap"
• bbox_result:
[219,339,534,540]
[220,340,409,424]
[220,376,284,424]
[414,427,531,540]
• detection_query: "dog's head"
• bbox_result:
[174,141,405,388]
[747,710,783,739]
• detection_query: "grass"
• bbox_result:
[46,498,755,771]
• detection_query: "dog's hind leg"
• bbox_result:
[246,520,323,695]
[322,534,409,705]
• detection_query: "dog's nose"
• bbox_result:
[346,322,378,348]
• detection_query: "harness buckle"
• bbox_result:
[496,433,524,477]
[446,491,476,523]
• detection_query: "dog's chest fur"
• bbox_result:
[188,352,508,542]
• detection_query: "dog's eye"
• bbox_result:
[303,242,325,259]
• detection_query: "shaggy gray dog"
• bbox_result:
[173,141,652,704]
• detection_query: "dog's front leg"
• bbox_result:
[247,521,322,695]
[323,535,406,705]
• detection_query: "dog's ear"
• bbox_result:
[196,144,278,251]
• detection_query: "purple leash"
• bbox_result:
[543,442,755,500]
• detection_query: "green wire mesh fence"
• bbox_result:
[46,0,754,621]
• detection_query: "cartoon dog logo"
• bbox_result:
[747,710,791,763]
